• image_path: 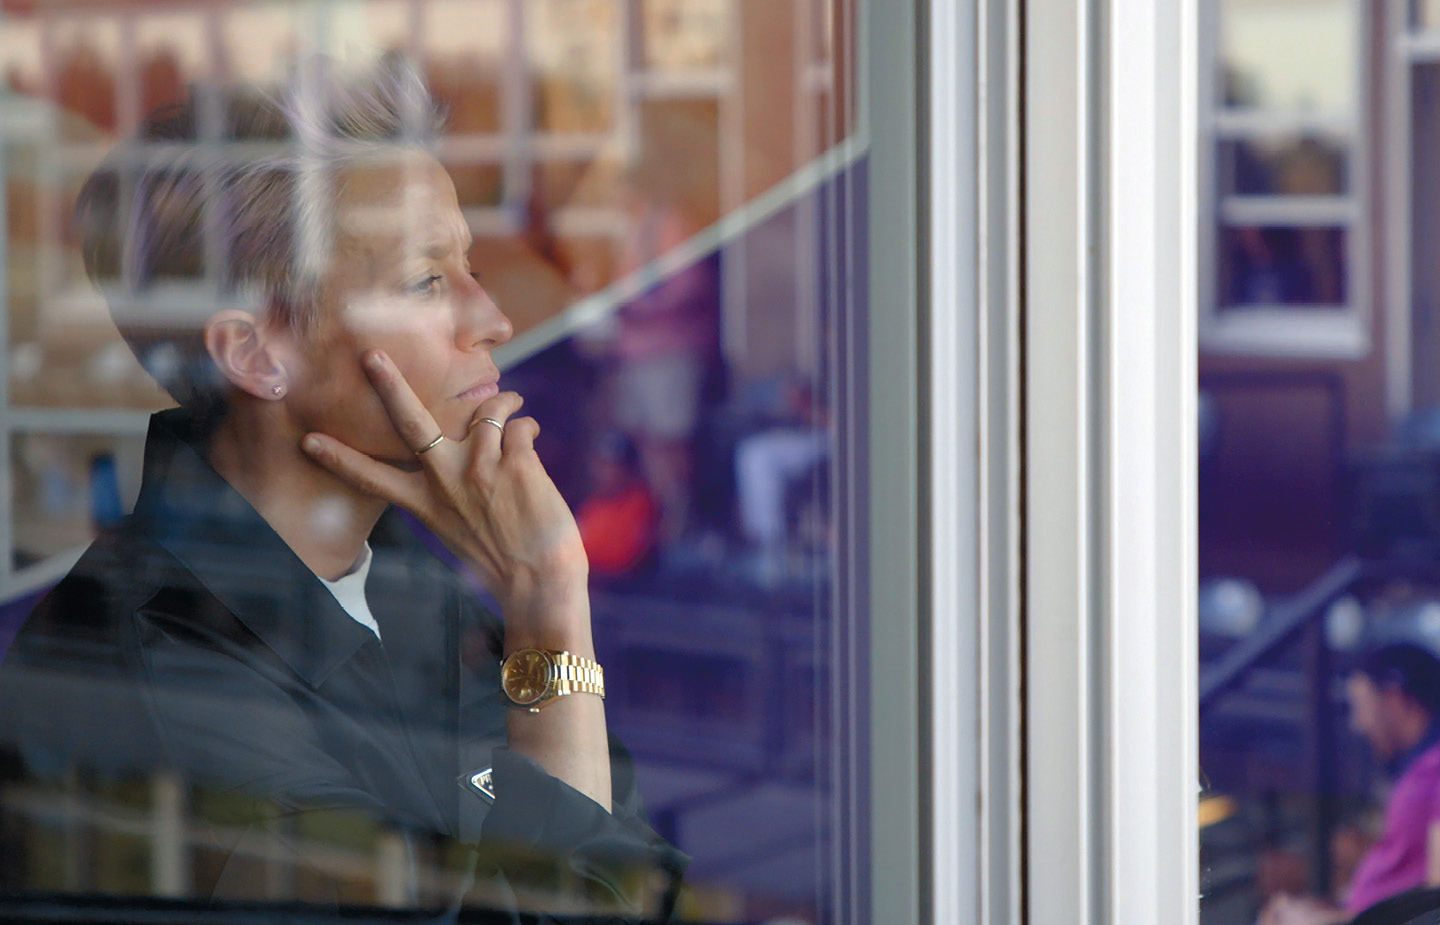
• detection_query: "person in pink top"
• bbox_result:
[1261,625,1440,925]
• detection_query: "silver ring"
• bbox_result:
[478,417,505,436]
[415,433,445,455]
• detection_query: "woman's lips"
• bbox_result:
[456,379,500,402]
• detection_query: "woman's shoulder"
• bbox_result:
[6,517,293,683]
[10,525,178,654]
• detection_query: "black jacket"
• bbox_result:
[0,409,685,920]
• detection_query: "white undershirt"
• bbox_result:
[319,543,381,640]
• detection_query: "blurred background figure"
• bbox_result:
[1258,606,1440,924]
[602,170,721,543]
[577,430,661,585]
[734,375,829,587]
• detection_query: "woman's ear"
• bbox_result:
[204,309,290,400]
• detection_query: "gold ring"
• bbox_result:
[415,433,445,455]
[478,417,505,435]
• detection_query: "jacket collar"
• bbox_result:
[131,409,387,688]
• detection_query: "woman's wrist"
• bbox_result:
[501,573,594,655]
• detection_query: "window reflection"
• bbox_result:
[529,0,618,135]
[135,13,210,93]
[642,0,729,74]
[329,0,412,53]
[0,1,860,922]
[1205,0,1362,346]
[1198,2,1440,924]
[50,18,122,141]
[1218,136,1348,198]
[11,433,145,567]
[1220,0,1355,113]
[222,8,299,83]
[1416,0,1440,30]
[0,19,42,93]
[423,0,506,62]
[1217,225,1347,308]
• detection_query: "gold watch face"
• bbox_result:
[502,649,553,705]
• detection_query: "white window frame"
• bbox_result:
[866,0,1003,919]
[1024,0,1199,922]
[872,0,1196,920]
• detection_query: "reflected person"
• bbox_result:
[1261,622,1440,925]
[0,55,683,918]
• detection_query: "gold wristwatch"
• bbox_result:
[499,649,605,712]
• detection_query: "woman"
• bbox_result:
[0,55,682,918]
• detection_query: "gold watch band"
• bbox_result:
[550,651,606,699]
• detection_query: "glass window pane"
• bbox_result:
[50,17,122,140]
[1217,224,1348,308]
[642,0,729,73]
[1220,0,1356,112]
[135,12,211,108]
[1192,4,1440,924]
[637,97,721,225]
[11,432,146,568]
[0,0,881,922]
[424,0,506,61]
[430,74,504,137]
[1,18,42,93]
[530,0,619,134]
[443,160,504,208]
[326,0,412,54]
[1218,135,1348,197]
[1415,0,1440,30]
[223,7,298,83]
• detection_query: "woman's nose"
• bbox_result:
[457,271,512,349]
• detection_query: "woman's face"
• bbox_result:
[284,152,512,464]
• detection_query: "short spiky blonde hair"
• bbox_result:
[74,52,445,426]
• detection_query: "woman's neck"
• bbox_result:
[206,403,388,581]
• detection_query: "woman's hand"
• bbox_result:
[301,349,589,647]
[304,349,611,811]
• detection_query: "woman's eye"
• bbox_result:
[412,274,443,295]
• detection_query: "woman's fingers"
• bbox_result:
[499,416,540,458]
[362,350,450,456]
[302,432,428,512]
[466,392,525,463]
[303,352,574,590]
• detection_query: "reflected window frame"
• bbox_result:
[1198,0,1370,359]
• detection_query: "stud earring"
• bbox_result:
[272,384,285,397]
